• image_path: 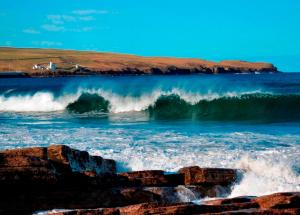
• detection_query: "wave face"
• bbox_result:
[149,93,300,121]
[67,93,109,114]
[62,92,300,122]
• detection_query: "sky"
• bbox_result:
[0,0,300,72]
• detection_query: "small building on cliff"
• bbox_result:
[33,62,57,71]
[47,62,57,71]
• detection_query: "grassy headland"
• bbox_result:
[0,47,278,76]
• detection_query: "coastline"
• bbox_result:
[0,71,280,78]
[0,47,278,77]
[1,145,299,214]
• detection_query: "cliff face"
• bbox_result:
[0,47,278,76]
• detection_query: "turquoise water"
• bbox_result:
[0,73,300,197]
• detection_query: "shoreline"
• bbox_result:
[0,47,278,77]
[0,70,279,78]
[0,144,299,214]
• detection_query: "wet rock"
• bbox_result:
[203,196,253,205]
[143,185,232,203]
[0,147,47,159]
[47,145,116,175]
[118,188,161,205]
[119,170,165,178]
[50,203,205,215]
[178,166,237,186]
[0,166,59,186]
[0,145,118,213]
[202,208,300,215]
[118,170,183,186]
[187,184,232,198]
[0,145,116,176]
[254,192,300,209]
[42,192,300,215]
[1,145,299,215]
[47,202,260,215]
[143,186,201,203]
[0,154,52,168]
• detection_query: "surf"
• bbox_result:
[1,89,300,122]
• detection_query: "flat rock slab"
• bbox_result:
[0,145,116,175]
[178,166,237,186]
[118,170,184,187]
[49,192,300,215]
[253,192,300,209]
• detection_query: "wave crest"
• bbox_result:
[1,90,300,122]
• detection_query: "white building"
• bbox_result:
[32,64,42,70]
[47,62,57,71]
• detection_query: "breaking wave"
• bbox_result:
[1,90,300,121]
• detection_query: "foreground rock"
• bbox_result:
[51,193,300,215]
[48,193,300,214]
[178,166,237,186]
[0,145,299,214]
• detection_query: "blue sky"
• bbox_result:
[0,0,300,72]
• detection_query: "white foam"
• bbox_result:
[0,92,79,112]
[87,132,300,197]
[230,155,300,197]
[0,88,264,113]
[79,88,263,113]
[0,121,299,197]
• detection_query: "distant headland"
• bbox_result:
[0,47,278,77]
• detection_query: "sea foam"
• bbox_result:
[0,88,263,113]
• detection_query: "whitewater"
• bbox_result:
[0,73,300,199]
[0,87,264,113]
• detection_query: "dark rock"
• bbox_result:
[254,192,300,209]
[118,188,161,205]
[118,170,184,187]
[47,145,116,175]
[0,154,51,168]
[0,166,59,186]
[1,145,298,215]
[186,184,232,198]
[46,202,260,215]
[178,166,237,186]
[201,208,300,215]
[0,147,47,159]
[118,170,165,178]
[203,196,253,205]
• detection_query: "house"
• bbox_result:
[33,62,56,71]
[32,64,42,70]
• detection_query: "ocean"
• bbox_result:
[0,73,299,199]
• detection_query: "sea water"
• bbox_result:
[0,73,299,198]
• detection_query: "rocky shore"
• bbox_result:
[0,145,299,214]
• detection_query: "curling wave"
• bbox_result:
[1,91,300,121]
[66,92,300,121]
[148,93,300,121]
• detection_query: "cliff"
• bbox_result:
[0,47,278,76]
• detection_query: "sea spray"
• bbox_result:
[2,89,300,122]
[230,155,300,197]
